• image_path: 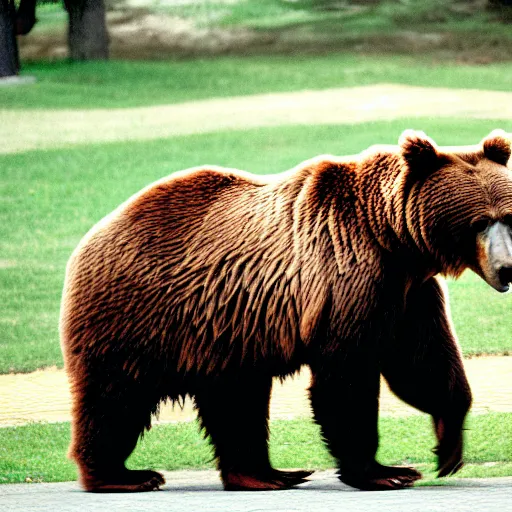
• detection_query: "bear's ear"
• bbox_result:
[399,130,442,176]
[482,129,511,166]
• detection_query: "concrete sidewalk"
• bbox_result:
[2,471,511,512]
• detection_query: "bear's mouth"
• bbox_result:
[497,266,512,292]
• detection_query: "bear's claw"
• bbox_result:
[223,470,311,491]
[438,459,464,478]
[339,464,422,491]
[84,469,165,493]
[271,469,314,482]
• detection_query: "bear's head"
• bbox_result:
[399,129,512,292]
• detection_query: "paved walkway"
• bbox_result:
[1,470,511,512]
[1,356,511,426]
[1,84,512,154]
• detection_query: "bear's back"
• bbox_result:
[67,167,267,272]
[61,165,316,372]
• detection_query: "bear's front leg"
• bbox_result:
[308,354,421,491]
[381,277,472,478]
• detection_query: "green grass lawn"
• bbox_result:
[1,55,512,110]
[183,0,512,38]
[1,414,510,484]
[1,118,512,374]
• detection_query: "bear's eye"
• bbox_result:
[503,214,512,228]
[471,218,490,233]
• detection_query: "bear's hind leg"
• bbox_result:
[194,374,311,491]
[70,374,165,492]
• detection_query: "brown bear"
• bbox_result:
[60,129,512,493]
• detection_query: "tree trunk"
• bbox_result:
[488,0,512,21]
[0,0,19,77]
[16,0,37,36]
[64,0,109,60]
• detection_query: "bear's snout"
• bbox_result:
[477,221,512,292]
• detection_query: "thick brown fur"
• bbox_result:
[61,130,512,492]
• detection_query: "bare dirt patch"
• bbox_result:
[17,7,512,63]
[2,84,512,155]
[0,260,17,269]
[18,11,272,62]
